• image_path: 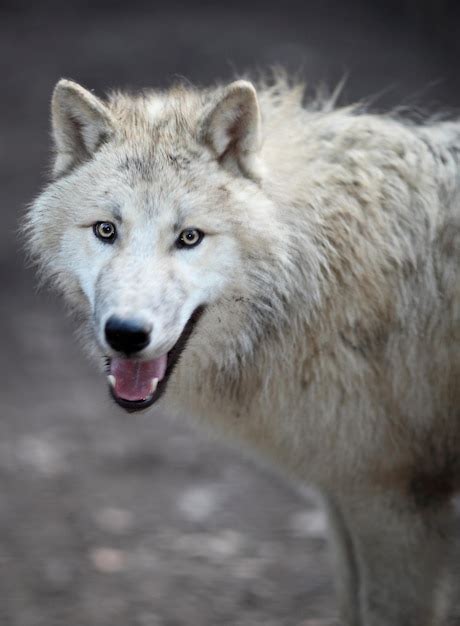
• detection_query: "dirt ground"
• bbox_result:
[1,3,460,625]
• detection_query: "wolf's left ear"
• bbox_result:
[200,80,262,180]
[51,79,115,177]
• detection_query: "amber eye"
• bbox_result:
[176,228,204,249]
[93,221,117,243]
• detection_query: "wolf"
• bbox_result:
[27,74,459,626]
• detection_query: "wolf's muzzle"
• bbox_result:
[105,305,206,413]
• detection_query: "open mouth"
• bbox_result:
[105,306,205,413]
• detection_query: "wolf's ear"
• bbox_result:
[51,79,115,177]
[201,80,262,180]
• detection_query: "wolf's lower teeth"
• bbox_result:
[150,378,159,394]
[107,374,116,388]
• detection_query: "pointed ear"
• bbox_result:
[201,80,262,180]
[51,79,115,177]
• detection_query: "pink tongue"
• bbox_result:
[110,355,167,402]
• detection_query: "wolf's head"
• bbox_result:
[28,79,290,412]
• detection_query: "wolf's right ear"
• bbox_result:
[51,79,115,177]
[200,80,263,180]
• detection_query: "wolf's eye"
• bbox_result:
[176,228,204,249]
[93,221,117,243]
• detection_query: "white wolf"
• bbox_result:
[27,75,459,626]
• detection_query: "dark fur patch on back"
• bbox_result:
[410,469,455,509]
[339,320,390,358]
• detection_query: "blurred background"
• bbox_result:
[1,1,460,625]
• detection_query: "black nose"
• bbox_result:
[104,316,152,354]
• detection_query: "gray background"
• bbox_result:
[1,2,460,625]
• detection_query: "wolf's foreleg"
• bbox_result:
[339,488,453,626]
[322,493,361,626]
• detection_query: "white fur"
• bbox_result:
[27,75,460,626]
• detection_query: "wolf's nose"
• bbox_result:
[104,316,152,354]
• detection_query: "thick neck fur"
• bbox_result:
[167,85,459,481]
